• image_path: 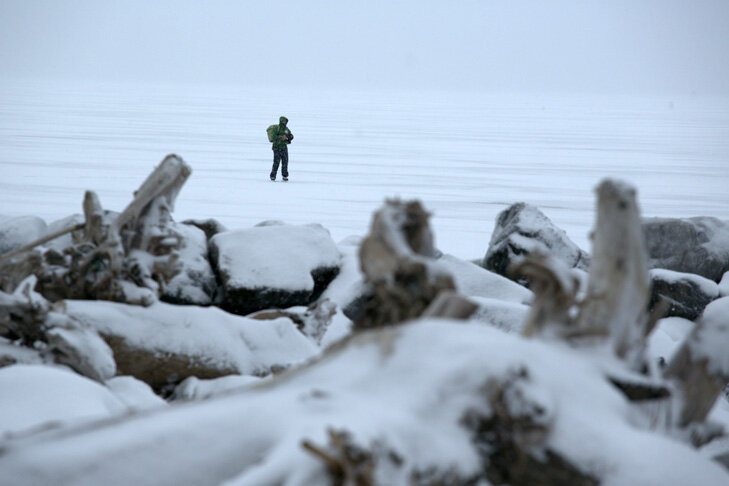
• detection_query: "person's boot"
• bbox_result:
[282,177,288,182]
[270,176,275,181]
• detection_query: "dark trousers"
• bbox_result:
[271,147,288,179]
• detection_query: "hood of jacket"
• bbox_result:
[279,116,288,125]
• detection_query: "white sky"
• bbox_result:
[1,0,728,94]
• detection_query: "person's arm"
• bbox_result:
[287,131,294,144]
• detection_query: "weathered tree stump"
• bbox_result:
[355,199,458,329]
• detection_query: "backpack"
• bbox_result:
[266,125,277,142]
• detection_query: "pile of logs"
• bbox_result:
[0,155,191,380]
[0,154,191,306]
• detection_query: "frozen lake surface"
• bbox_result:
[1,79,728,259]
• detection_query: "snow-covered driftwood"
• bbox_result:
[356,199,461,329]
[511,250,580,338]
[0,276,50,344]
[0,154,191,306]
[576,179,651,367]
[3,320,727,485]
[664,297,729,428]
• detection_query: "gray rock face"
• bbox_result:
[643,217,729,282]
[210,223,341,316]
[483,203,590,285]
[0,215,47,255]
[649,269,720,321]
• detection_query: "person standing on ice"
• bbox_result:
[269,116,293,181]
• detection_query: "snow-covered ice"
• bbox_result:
[1,80,727,259]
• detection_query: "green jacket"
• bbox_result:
[271,116,293,149]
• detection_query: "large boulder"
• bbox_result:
[649,269,720,321]
[161,222,217,306]
[210,223,341,316]
[64,300,318,393]
[643,217,729,282]
[483,203,590,285]
[0,215,47,255]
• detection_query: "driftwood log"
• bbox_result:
[355,199,464,329]
[576,179,651,368]
[664,299,729,427]
[510,250,580,338]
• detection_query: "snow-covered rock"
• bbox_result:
[325,240,532,324]
[647,316,694,365]
[469,296,530,334]
[161,222,217,305]
[105,376,167,411]
[643,216,729,282]
[43,214,84,252]
[171,375,264,401]
[0,338,44,367]
[718,272,729,297]
[0,215,47,255]
[321,235,369,321]
[649,268,720,321]
[210,223,341,315]
[434,253,533,304]
[690,296,729,377]
[0,364,127,439]
[64,300,319,391]
[483,203,590,285]
[1,320,727,485]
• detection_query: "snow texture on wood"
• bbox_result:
[576,179,650,366]
[356,199,456,329]
[510,250,580,338]
[2,320,725,485]
[0,276,50,344]
[1,155,191,307]
[63,300,318,393]
[665,297,729,427]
